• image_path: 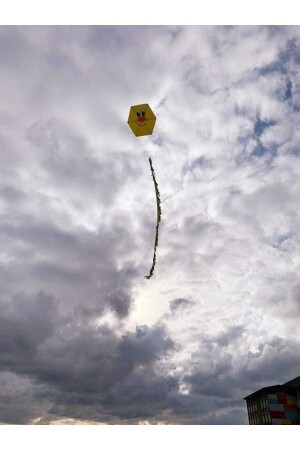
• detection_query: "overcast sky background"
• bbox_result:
[0,25,300,425]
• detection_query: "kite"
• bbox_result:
[127,103,156,137]
[127,104,161,279]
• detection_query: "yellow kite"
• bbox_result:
[127,103,160,279]
[127,103,156,137]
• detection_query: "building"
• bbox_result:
[244,376,300,425]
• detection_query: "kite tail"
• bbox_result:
[145,157,162,279]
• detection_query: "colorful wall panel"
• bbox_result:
[283,404,298,412]
[281,419,291,425]
[272,419,282,425]
[267,392,300,425]
[269,403,284,412]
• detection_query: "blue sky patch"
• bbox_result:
[284,80,293,101]
[254,119,276,138]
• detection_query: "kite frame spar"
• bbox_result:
[145,157,162,279]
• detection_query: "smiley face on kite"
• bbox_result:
[127,103,156,137]
[136,108,146,124]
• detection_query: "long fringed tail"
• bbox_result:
[145,157,162,279]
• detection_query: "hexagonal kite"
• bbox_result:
[127,103,156,137]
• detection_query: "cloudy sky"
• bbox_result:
[0,25,300,425]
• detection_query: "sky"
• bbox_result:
[0,25,300,426]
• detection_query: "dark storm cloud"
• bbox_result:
[0,291,175,418]
[184,333,300,405]
[35,323,174,395]
[243,337,300,386]
[78,287,133,320]
[199,408,248,425]
[0,291,58,366]
[185,357,233,398]
[1,290,299,424]
[0,393,34,424]
[105,288,132,319]
[0,194,142,311]
[97,369,179,421]
[0,290,249,425]
[28,367,244,425]
[0,371,51,425]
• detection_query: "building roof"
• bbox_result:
[284,376,300,388]
[243,382,299,401]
